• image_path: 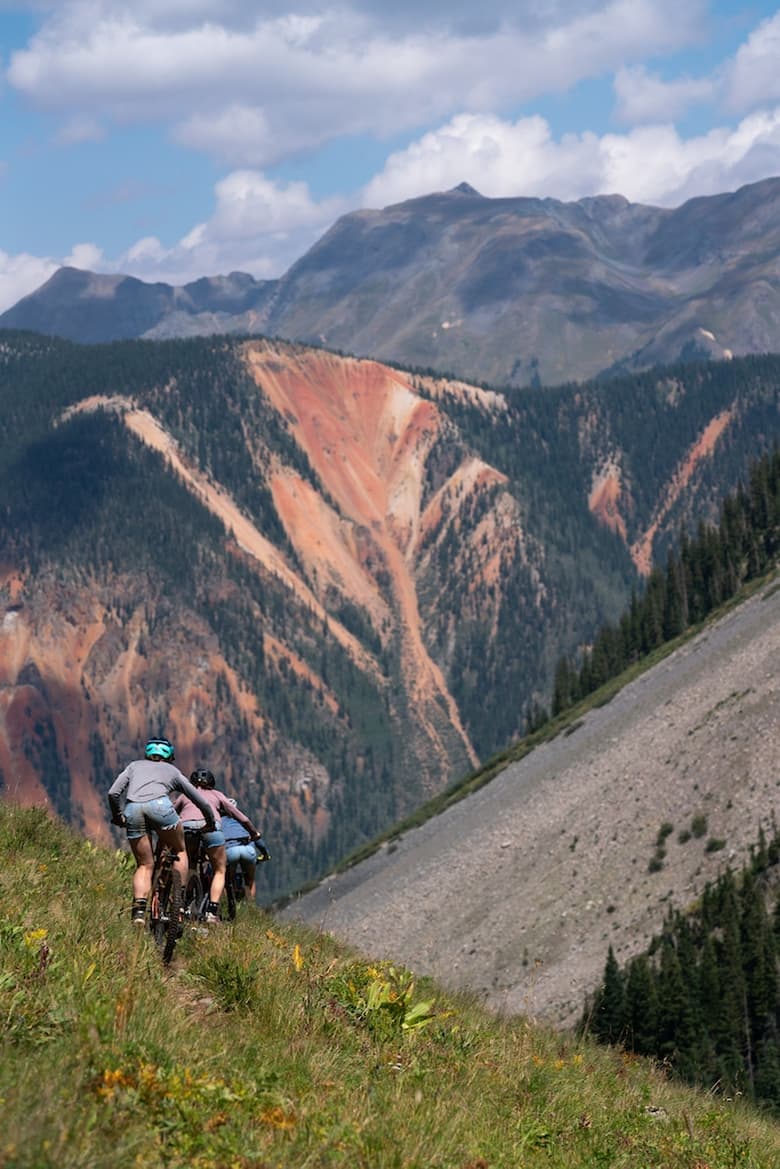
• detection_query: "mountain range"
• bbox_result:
[2,325,780,899]
[5,176,780,386]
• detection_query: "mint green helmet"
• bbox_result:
[144,737,175,762]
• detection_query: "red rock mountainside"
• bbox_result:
[0,341,530,879]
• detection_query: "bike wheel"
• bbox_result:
[161,872,182,965]
[149,870,166,945]
[225,875,236,922]
[184,871,205,922]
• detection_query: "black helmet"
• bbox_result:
[190,768,215,790]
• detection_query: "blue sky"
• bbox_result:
[2,0,780,311]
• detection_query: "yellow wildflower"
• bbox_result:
[260,1106,297,1129]
[23,928,48,948]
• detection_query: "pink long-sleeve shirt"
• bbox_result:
[173,787,258,836]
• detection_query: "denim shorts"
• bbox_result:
[226,842,257,867]
[182,819,225,849]
[124,797,180,840]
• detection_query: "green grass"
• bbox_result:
[3,805,780,1168]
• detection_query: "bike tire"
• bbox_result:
[225,876,236,922]
[149,869,166,946]
[184,871,205,922]
[161,872,182,965]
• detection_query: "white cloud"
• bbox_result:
[724,11,780,114]
[174,105,275,167]
[361,107,780,209]
[613,65,714,125]
[0,250,58,312]
[63,242,106,269]
[6,0,706,166]
[207,170,345,237]
[110,171,343,288]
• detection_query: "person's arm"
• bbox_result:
[216,794,259,838]
[107,767,131,825]
[174,775,216,828]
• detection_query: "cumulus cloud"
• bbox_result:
[723,11,780,114]
[174,105,276,168]
[63,242,106,269]
[361,107,780,209]
[6,0,706,166]
[613,65,714,125]
[0,250,58,312]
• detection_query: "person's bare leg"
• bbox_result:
[241,859,256,901]
[207,845,227,904]
[130,834,155,899]
[158,823,188,885]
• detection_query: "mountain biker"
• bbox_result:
[107,737,216,924]
[223,797,270,902]
[173,768,262,923]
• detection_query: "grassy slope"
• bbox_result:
[2,806,780,1169]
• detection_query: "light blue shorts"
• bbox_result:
[182,819,225,849]
[124,797,180,840]
[227,842,257,867]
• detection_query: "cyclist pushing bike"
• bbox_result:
[173,768,263,924]
[107,737,216,925]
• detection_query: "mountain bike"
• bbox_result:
[224,861,243,922]
[148,841,183,965]
[182,831,212,924]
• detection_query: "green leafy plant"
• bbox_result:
[325,960,436,1040]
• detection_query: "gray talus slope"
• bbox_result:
[281,578,780,1027]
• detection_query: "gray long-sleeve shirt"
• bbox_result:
[107,759,215,825]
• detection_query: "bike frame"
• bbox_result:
[148,838,182,965]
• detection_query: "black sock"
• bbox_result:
[207,901,219,915]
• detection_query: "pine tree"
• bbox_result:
[591,946,626,1044]
[624,954,658,1056]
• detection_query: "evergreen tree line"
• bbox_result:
[550,447,780,719]
[584,828,780,1113]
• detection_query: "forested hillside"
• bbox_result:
[587,825,780,1115]
[2,330,780,896]
[550,446,780,719]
